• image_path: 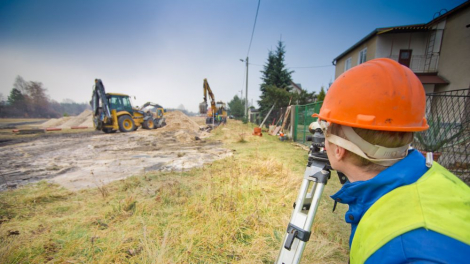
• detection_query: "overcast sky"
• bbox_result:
[0,0,466,112]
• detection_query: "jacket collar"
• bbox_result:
[331,150,428,225]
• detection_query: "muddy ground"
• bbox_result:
[0,112,231,191]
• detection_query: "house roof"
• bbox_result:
[332,1,470,64]
[290,82,303,92]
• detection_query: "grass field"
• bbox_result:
[0,121,350,263]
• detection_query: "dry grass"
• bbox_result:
[0,120,349,263]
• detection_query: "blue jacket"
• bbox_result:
[331,150,470,263]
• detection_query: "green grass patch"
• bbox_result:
[0,120,349,263]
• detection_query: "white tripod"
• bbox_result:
[276,127,347,264]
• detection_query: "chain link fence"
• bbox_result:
[413,88,470,181]
[293,102,323,145]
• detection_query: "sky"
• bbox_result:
[0,0,467,112]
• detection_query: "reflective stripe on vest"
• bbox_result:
[350,162,470,264]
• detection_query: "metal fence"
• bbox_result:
[293,102,323,145]
[413,89,470,180]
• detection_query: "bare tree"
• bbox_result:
[13,76,28,94]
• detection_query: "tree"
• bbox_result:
[297,89,316,105]
[13,76,28,94]
[317,86,326,102]
[7,88,25,106]
[258,40,295,115]
[227,95,245,118]
[26,81,53,117]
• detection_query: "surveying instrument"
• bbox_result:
[276,122,347,264]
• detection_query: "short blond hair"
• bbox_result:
[327,123,413,173]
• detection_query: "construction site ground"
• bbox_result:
[0,111,232,191]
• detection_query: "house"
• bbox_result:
[289,82,303,94]
[332,1,470,94]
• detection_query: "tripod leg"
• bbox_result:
[276,165,330,264]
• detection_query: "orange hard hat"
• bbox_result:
[313,58,428,132]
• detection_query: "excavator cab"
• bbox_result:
[108,94,134,114]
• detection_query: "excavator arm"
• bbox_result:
[200,78,217,116]
[90,79,113,130]
[91,79,112,119]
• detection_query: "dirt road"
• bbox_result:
[0,112,231,191]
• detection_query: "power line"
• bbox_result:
[289,65,334,69]
[249,63,334,69]
[247,0,261,57]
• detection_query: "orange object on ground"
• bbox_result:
[253,127,262,136]
[46,127,62,131]
[313,58,428,132]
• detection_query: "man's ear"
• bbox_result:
[334,144,346,161]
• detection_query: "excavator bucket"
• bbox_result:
[199,102,208,114]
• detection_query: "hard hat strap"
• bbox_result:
[341,126,409,160]
[325,125,409,167]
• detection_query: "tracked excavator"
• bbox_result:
[199,78,227,125]
[90,79,164,133]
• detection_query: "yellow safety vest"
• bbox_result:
[350,162,470,264]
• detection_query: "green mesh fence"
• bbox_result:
[293,102,322,145]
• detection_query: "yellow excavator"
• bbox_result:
[90,79,164,133]
[199,78,227,125]
[140,102,166,129]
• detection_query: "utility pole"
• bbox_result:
[244,56,249,118]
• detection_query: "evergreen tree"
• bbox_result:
[7,88,25,106]
[227,95,245,118]
[258,41,294,115]
[297,89,316,105]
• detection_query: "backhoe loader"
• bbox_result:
[199,78,227,125]
[140,102,167,129]
[90,79,160,133]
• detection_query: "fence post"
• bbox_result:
[303,106,307,144]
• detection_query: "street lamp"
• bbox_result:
[240,57,249,119]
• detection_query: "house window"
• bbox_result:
[358,48,367,64]
[344,57,352,71]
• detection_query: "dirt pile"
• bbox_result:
[160,111,209,141]
[58,110,93,128]
[162,111,202,132]
[40,116,73,128]
[40,110,93,129]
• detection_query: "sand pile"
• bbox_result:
[78,116,94,127]
[40,110,93,129]
[58,110,92,128]
[41,116,73,128]
[162,111,202,133]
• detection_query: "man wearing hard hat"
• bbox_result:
[313,58,470,263]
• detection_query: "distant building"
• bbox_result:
[332,1,470,94]
[289,82,303,94]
